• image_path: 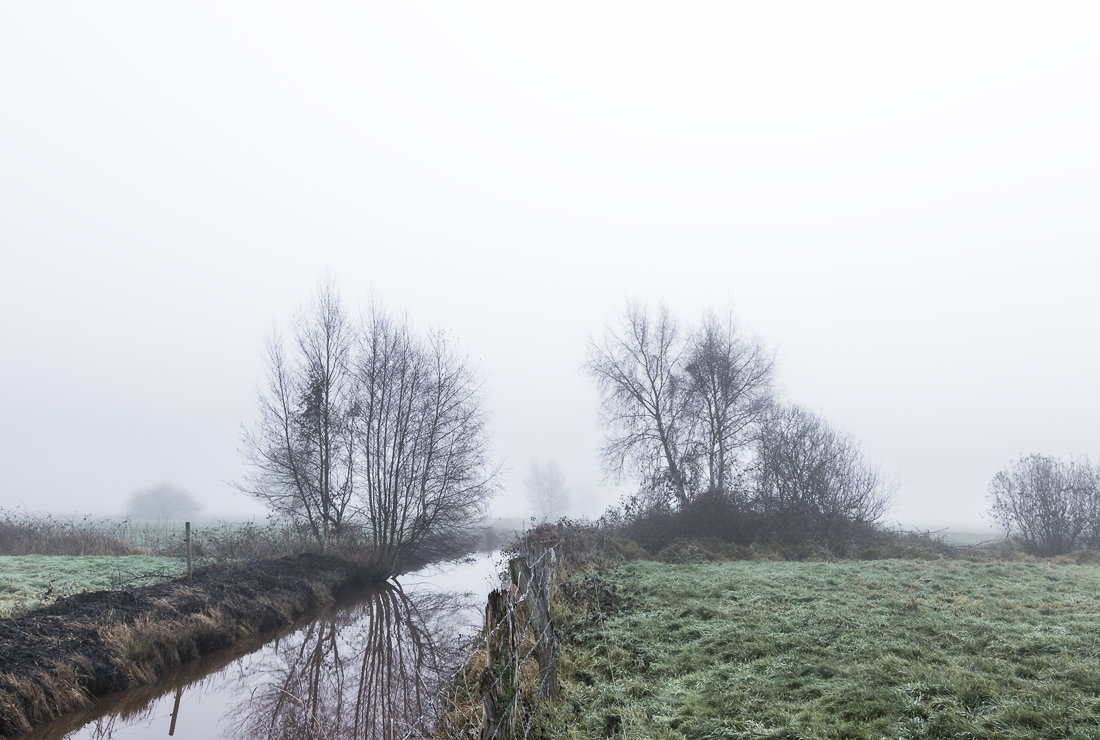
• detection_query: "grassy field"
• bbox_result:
[557,558,1100,739]
[0,555,186,617]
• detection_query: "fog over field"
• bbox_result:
[2,3,1097,531]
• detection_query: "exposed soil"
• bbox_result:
[0,553,377,738]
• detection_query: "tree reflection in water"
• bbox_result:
[27,577,481,740]
[223,582,475,739]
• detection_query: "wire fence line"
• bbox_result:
[108,564,186,590]
[400,540,564,740]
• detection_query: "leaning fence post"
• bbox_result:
[169,686,183,735]
[185,522,192,584]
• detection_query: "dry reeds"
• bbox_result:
[0,509,141,557]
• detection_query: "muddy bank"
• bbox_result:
[0,553,378,737]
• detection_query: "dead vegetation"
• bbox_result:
[0,510,141,557]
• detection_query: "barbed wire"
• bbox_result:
[431,615,557,740]
[400,542,561,740]
[108,566,185,590]
[400,545,554,739]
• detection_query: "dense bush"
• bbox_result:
[987,454,1100,557]
[600,487,962,561]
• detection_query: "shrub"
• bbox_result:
[987,454,1100,557]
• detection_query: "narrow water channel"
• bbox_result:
[25,553,501,740]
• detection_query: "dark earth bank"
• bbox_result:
[0,553,376,737]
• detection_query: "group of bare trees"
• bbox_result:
[238,281,497,571]
[987,454,1100,556]
[585,300,894,539]
[584,302,774,507]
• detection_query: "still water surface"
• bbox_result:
[26,553,501,740]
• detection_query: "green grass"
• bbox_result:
[0,555,186,617]
[557,559,1100,739]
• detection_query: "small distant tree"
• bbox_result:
[126,484,204,520]
[524,459,570,522]
[753,404,894,529]
[987,454,1099,557]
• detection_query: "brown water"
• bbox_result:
[24,554,499,740]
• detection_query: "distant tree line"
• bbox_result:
[585,300,895,552]
[237,280,498,573]
[987,454,1100,557]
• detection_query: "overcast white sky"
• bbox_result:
[2,2,1097,530]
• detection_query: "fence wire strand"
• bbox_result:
[400,542,561,740]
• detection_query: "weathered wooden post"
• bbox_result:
[481,588,511,740]
[185,522,192,584]
[510,553,559,699]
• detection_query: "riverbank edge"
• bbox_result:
[0,552,381,737]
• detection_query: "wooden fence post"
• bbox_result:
[185,522,192,584]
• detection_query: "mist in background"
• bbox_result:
[2,3,1097,531]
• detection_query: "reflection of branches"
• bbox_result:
[224,583,474,739]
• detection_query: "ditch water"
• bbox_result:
[24,553,502,740]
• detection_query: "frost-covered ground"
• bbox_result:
[0,556,185,617]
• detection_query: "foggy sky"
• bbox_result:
[2,3,1098,529]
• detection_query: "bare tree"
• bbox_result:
[584,300,692,507]
[987,454,1099,556]
[356,304,497,571]
[237,279,357,552]
[683,309,775,494]
[524,459,570,522]
[753,404,894,527]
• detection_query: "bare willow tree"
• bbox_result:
[525,459,570,522]
[238,279,357,552]
[356,305,498,571]
[987,454,1099,556]
[584,300,692,506]
[684,309,775,494]
[753,403,894,527]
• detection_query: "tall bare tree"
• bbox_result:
[237,279,357,552]
[525,459,570,522]
[584,300,692,506]
[753,403,894,527]
[684,309,775,494]
[356,304,497,571]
